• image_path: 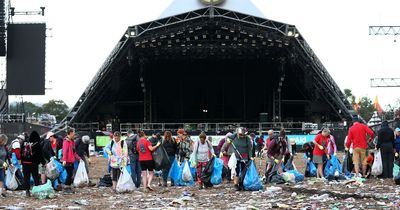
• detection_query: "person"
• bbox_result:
[303,142,314,177]
[327,134,337,156]
[266,132,286,174]
[192,132,215,189]
[376,121,395,178]
[313,128,331,179]
[394,128,400,155]
[280,129,292,166]
[75,135,95,186]
[21,131,44,197]
[217,132,232,165]
[177,129,193,163]
[104,131,128,192]
[161,131,177,187]
[125,130,141,188]
[62,128,81,194]
[40,132,61,185]
[224,127,253,191]
[8,134,24,161]
[148,132,163,186]
[345,116,374,178]
[249,133,256,158]
[148,133,162,146]
[263,130,274,155]
[303,142,314,161]
[136,131,161,191]
[256,134,264,158]
[0,134,10,197]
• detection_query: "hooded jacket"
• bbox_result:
[21,131,44,165]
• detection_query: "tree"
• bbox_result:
[41,100,70,122]
[343,88,357,111]
[9,101,40,114]
[358,97,375,121]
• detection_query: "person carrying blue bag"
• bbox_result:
[243,160,263,191]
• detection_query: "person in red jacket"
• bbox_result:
[313,128,331,179]
[345,116,374,178]
[62,128,81,194]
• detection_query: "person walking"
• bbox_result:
[161,131,177,187]
[61,128,81,194]
[192,132,215,189]
[376,121,395,178]
[177,129,193,163]
[136,131,161,191]
[225,127,253,191]
[0,134,10,197]
[125,130,141,188]
[345,116,374,178]
[104,131,128,192]
[313,128,331,179]
[21,131,44,197]
[40,132,61,185]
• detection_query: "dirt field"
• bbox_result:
[0,153,399,209]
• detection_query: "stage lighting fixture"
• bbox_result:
[160,35,167,39]
[225,36,229,39]
[186,37,190,41]
[287,31,293,36]
[195,36,199,40]
[217,34,221,38]
[203,35,207,39]
[233,37,238,41]
[294,33,299,38]
[230,29,235,33]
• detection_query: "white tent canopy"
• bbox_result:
[160,0,265,19]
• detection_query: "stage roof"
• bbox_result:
[55,4,355,131]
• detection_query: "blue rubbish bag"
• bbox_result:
[74,160,79,170]
[211,158,224,185]
[174,160,195,186]
[286,170,305,183]
[103,148,109,159]
[53,160,64,174]
[307,160,317,177]
[168,159,180,182]
[243,161,263,191]
[53,179,59,189]
[11,153,21,170]
[59,169,67,184]
[324,155,342,178]
[126,164,132,175]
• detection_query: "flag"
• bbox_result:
[374,96,383,115]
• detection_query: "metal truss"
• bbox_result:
[369,26,400,35]
[371,78,400,87]
[130,7,290,38]
[294,37,353,120]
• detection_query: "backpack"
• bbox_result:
[139,141,146,154]
[257,137,263,146]
[22,142,36,159]
[111,140,124,150]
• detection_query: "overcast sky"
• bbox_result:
[7,0,400,110]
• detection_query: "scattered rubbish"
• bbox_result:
[291,192,297,198]
[75,200,89,206]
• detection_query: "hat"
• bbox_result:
[46,132,54,139]
[236,127,248,135]
[113,131,121,136]
[396,128,400,132]
[322,128,331,133]
[177,129,187,135]
[82,135,90,144]
[17,134,25,141]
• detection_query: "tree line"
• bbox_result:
[8,99,70,122]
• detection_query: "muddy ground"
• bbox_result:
[1,153,400,210]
